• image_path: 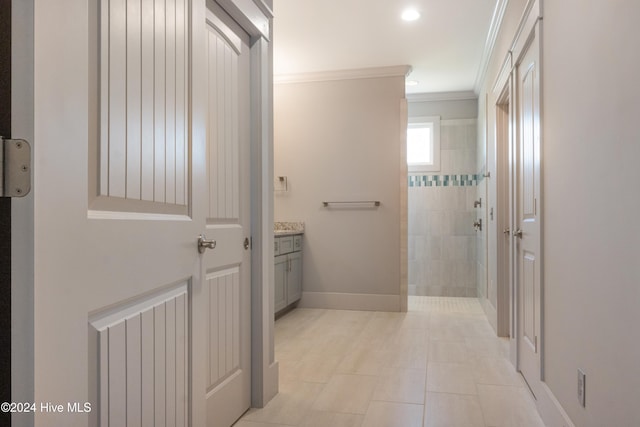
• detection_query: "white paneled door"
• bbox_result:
[204,3,252,427]
[19,0,250,426]
[515,23,542,397]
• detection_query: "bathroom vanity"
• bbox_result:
[274,222,304,314]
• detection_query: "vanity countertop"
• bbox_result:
[274,221,304,236]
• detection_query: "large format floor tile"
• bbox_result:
[477,384,546,427]
[426,362,477,395]
[312,374,378,414]
[372,368,427,404]
[299,411,364,427]
[424,392,484,427]
[361,401,423,427]
[235,297,546,427]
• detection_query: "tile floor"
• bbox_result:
[235,297,545,427]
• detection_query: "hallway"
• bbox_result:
[235,297,545,427]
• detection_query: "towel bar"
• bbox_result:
[322,201,381,207]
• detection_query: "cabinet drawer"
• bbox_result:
[279,236,294,255]
[293,235,303,251]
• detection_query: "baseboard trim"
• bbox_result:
[537,382,575,427]
[262,361,278,408]
[299,292,400,312]
[479,296,498,334]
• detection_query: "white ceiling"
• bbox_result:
[272,0,498,95]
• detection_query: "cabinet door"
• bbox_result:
[287,251,303,304]
[274,255,288,312]
[279,236,294,254]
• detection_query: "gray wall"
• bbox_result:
[274,75,405,310]
[542,2,640,425]
[480,0,640,425]
[408,96,477,120]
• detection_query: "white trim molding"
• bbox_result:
[538,383,577,427]
[249,35,278,408]
[510,0,542,63]
[474,0,510,94]
[407,91,477,103]
[274,65,412,85]
[215,0,277,410]
[215,0,273,39]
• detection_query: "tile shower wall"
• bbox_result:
[476,106,487,301]
[408,119,480,297]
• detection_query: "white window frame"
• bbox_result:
[407,115,440,172]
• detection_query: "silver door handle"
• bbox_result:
[503,228,510,235]
[514,228,523,238]
[198,234,216,253]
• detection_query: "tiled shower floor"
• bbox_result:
[235,297,545,427]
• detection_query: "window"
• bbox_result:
[407,116,440,172]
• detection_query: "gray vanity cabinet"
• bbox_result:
[274,234,303,314]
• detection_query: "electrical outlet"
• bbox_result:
[577,369,586,407]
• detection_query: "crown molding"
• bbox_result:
[473,0,509,95]
[406,91,477,103]
[274,65,412,84]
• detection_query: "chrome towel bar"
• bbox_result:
[322,201,381,207]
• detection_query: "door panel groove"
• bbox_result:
[90,285,189,427]
[98,0,189,208]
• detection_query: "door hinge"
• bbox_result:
[0,137,31,198]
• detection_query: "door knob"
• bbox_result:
[198,234,216,253]
[514,228,523,238]
[503,228,510,235]
[244,237,250,250]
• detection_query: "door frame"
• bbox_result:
[487,0,542,382]
[510,0,543,392]
[11,1,34,424]
[10,1,277,424]
[491,52,513,341]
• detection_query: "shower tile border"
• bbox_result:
[408,174,481,187]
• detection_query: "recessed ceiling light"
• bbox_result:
[406,80,419,86]
[401,8,421,22]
